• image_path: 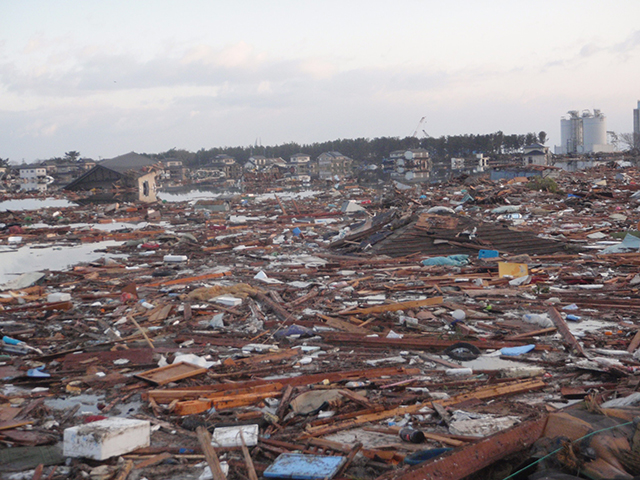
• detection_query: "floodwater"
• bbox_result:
[44,393,105,415]
[158,188,322,203]
[159,189,223,203]
[28,221,171,232]
[0,240,126,285]
[0,197,77,211]
[45,392,144,416]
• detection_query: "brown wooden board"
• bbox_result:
[134,361,208,386]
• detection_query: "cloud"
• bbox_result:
[580,43,600,57]
[613,29,640,56]
[298,59,337,80]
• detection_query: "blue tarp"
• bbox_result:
[601,233,640,254]
[422,255,469,267]
[500,344,536,356]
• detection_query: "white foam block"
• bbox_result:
[212,424,259,447]
[63,417,150,460]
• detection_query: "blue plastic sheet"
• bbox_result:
[421,255,469,267]
[601,233,640,254]
[478,249,499,259]
[500,344,536,356]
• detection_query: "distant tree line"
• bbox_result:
[16,132,548,168]
[150,131,547,167]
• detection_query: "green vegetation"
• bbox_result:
[610,231,640,239]
[148,131,544,167]
[526,177,561,194]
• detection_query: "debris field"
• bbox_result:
[3,167,640,480]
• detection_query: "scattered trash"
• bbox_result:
[3,167,640,480]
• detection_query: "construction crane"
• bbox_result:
[412,116,426,137]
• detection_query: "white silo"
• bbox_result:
[582,110,607,153]
[560,111,582,154]
[560,118,573,154]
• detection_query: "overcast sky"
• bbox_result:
[1,0,640,163]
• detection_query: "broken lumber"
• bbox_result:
[338,296,443,315]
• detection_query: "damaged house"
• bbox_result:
[63,152,162,203]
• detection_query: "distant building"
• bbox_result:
[19,166,50,192]
[387,149,431,182]
[162,159,187,182]
[555,109,615,154]
[449,153,490,174]
[317,151,353,180]
[634,100,640,148]
[523,143,551,166]
[64,152,161,203]
[244,156,287,173]
[287,153,312,177]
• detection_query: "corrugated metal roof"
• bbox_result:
[333,212,578,258]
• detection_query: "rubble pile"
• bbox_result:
[2,167,640,480]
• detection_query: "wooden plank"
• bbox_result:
[434,379,546,408]
[149,383,283,404]
[337,389,374,409]
[505,327,557,340]
[362,426,466,447]
[134,452,172,469]
[223,349,300,367]
[338,296,443,315]
[304,403,431,437]
[31,464,44,480]
[240,430,259,480]
[305,438,399,463]
[144,270,232,287]
[113,460,134,480]
[196,427,227,480]
[318,314,371,335]
[174,390,283,416]
[547,307,588,357]
[147,367,418,402]
[276,385,294,420]
[135,362,207,386]
[381,415,548,480]
[628,330,640,353]
[0,420,33,431]
[127,315,155,349]
[148,304,172,323]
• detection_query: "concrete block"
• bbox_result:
[63,417,150,460]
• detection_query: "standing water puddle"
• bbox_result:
[0,198,76,211]
[0,240,126,285]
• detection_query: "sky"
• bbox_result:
[1,0,640,163]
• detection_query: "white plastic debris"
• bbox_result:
[211,424,259,448]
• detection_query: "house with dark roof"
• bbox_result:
[523,143,551,166]
[63,152,162,203]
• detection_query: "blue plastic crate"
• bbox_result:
[264,453,346,480]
